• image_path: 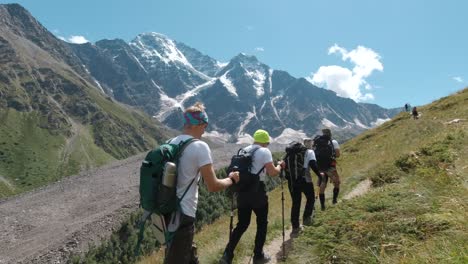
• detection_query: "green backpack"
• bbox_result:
[136,137,198,255]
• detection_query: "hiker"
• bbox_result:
[404,103,409,112]
[286,138,325,236]
[315,128,341,210]
[412,106,419,119]
[220,129,283,264]
[164,102,240,264]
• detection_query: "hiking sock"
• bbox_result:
[319,194,325,210]
[333,188,340,204]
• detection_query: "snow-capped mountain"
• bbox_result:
[72,32,400,143]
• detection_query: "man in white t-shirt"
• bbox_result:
[220,129,283,264]
[316,128,341,210]
[288,138,325,235]
[164,102,240,264]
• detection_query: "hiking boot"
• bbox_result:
[291,225,303,237]
[332,198,337,204]
[253,252,271,264]
[321,204,326,211]
[219,252,233,264]
[303,216,313,226]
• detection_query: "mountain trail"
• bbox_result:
[240,178,372,263]
[343,178,372,200]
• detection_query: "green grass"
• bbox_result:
[0,109,115,198]
[0,61,171,198]
[285,88,468,263]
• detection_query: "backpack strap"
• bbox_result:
[329,139,336,160]
[174,137,199,202]
[248,146,265,176]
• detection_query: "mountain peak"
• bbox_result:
[137,32,169,40]
[1,3,29,14]
[0,3,41,31]
[232,53,260,64]
[130,32,192,67]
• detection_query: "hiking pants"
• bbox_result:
[164,213,198,264]
[224,192,269,257]
[319,167,340,194]
[288,181,315,228]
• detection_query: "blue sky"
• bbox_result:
[2,0,467,108]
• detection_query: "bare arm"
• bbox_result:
[200,163,239,192]
[264,161,281,177]
[335,149,341,158]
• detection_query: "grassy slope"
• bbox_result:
[137,89,467,264]
[0,109,114,197]
[0,68,168,199]
[285,88,468,263]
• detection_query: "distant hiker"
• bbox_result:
[404,103,409,112]
[412,107,419,119]
[220,129,283,264]
[314,128,341,210]
[164,102,239,264]
[284,138,324,236]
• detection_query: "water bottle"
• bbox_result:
[158,162,177,210]
[162,162,177,187]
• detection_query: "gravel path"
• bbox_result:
[0,143,235,264]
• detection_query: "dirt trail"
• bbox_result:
[0,144,233,264]
[241,179,372,264]
[344,179,372,200]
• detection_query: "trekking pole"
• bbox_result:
[229,192,235,241]
[280,165,286,261]
[228,167,238,242]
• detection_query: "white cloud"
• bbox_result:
[453,76,463,83]
[310,44,383,102]
[67,35,89,44]
[255,47,264,52]
[57,35,89,44]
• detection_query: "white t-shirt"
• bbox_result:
[169,135,212,218]
[303,149,316,183]
[243,144,273,182]
[332,139,340,150]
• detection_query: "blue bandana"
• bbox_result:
[183,111,209,125]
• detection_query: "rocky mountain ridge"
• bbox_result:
[72,33,400,143]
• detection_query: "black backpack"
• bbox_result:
[313,135,336,169]
[227,147,264,192]
[284,142,308,183]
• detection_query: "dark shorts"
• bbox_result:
[164,213,198,264]
[318,167,340,186]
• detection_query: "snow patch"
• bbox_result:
[270,96,286,127]
[321,118,338,128]
[238,111,256,136]
[93,80,105,94]
[245,69,266,97]
[131,33,211,80]
[155,79,216,121]
[274,128,308,144]
[353,118,369,129]
[217,61,229,68]
[268,69,273,93]
[220,72,239,97]
[371,118,390,127]
[236,133,254,144]
[203,131,231,144]
[155,93,182,121]
[134,33,192,67]
[132,55,148,73]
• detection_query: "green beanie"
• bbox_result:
[253,129,270,144]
